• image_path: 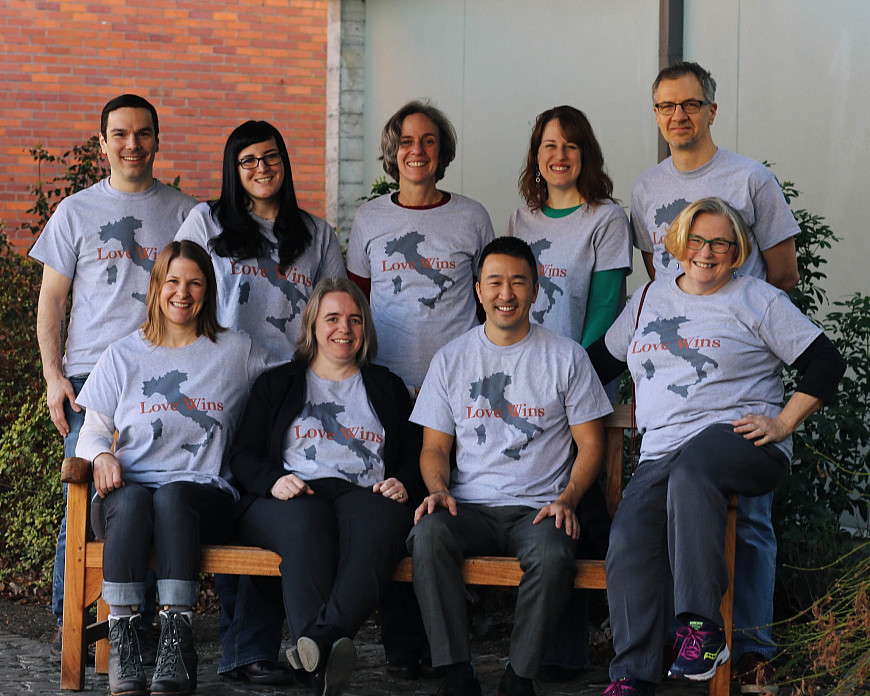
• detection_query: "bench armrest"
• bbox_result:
[61,457,93,484]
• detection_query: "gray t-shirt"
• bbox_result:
[29,179,198,376]
[604,276,821,461]
[630,148,799,281]
[507,201,632,342]
[175,203,346,360]
[411,324,612,508]
[282,369,386,487]
[76,329,273,498]
[346,193,495,389]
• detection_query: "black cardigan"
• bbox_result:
[229,360,425,516]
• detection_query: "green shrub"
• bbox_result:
[774,180,870,613]
[0,230,43,437]
[20,137,109,237]
[0,400,63,585]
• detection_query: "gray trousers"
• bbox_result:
[407,503,578,679]
[606,423,788,683]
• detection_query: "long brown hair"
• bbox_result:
[519,106,614,212]
[141,241,224,345]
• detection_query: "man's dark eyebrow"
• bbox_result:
[483,272,531,281]
[109,127,154,135]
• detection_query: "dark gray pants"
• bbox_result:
[606,423,788,683]
[407,503,578,679]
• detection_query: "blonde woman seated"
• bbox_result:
[586,198,845,695]
[75,241,274,696]
[229,276,424,696]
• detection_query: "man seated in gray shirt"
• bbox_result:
[407,237,612,696]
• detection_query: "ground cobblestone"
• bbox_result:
[0,619,716,696]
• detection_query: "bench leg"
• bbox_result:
[95,598,110,674]
[709,496,738,696]
[60,484,90,691]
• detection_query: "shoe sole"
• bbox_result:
[669,645,730,681]
[286,646,304,671]
[321,637,356,696]
[297,636,322,672]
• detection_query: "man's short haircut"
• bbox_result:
[477,237,538,287]
[380,100,457,183]
[652,61,717,104]
[100,94,159,138]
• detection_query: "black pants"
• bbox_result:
[239,478,413,643]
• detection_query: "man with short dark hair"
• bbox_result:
[407,237,612,696]
[630,61,799,691]
[30,94,198,661]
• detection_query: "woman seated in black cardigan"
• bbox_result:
[229,276,424,696]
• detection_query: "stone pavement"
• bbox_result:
[0,620,721,696]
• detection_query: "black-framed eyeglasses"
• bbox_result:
[686,235,736,254]
[238,152,283,169]
[654,99,710,115]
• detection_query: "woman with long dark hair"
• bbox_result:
[508,105,631,349]
[176,120,345,684]
[177,119,345,356]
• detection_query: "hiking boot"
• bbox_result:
[667,618,730,681]
[107,614,147,696]
[497,663,536,696]
[601,677,656,694]
[150,610,198,695]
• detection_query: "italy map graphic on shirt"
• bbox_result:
[99,216,152,302]
[528,238,565,324]
[235,252,309,335]
[383,230,455,309]
[653,198,691,270]
[639,316,719,397]
[297,400,381,483]
[141,370,222,455]
[468,372,543,460]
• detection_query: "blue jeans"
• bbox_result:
[98,482,233,608]
[217,574,285,673]
[732,492,777,660]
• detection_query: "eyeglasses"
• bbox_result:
[686,235,736,254]
[654,99,710,115]
[238,152,283,169]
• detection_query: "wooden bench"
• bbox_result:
[60,404,737,694]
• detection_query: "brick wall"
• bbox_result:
[0,0,328,253]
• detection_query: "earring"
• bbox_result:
[535,168,541,185]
